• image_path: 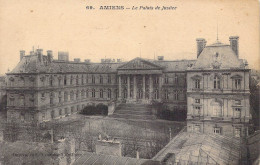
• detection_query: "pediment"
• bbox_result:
[118,58,162,70]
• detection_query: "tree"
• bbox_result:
[249,77,259,132]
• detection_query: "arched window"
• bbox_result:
[108,89,111,99]
[214,75,220,89]
[100,89,103,98]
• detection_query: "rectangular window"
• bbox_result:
[235,79,241,89]
[108,75,111,84]
[214,127,221,135]
[194,106,201,115]
[235,100,241,105]
[235,108,241,118]
[164,76,168,84]
[174,93,179,100]
[195,99,200,104]
[235,128,241,137]
[195,80,200,89]
[194,125,200,133]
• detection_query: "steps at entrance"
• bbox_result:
[110,103,156,120]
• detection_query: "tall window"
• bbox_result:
[195,80,200,89]
[19,95,25,106]
[108,89,111,99]
[164,76,168,84]
[50,92,54,105]
[108,75,111,84]
[92,89,95,98]
[64,76,67,86]
[194,106,201,115]
[81,75,84,85]
[213,101,222,117]
[235,108,241,118]
[70,75,73,85]
[155,89,159,99]
[49,76,53,86]
[76,75,79,85]
[174,92,179,100]
[165,90,169,100]
[194,125,200,133]
[214,76,220,89]
[64,92,68,101]
[70,91,74,101]
[235,128,241,137]
[76,90,79,99]
[175,75,178,84]
[235,79,241,89]
[154,77,159,84]
[100,89,103,98]
[100,75,103,84]
[92,75,95,84]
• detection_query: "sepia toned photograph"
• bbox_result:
[0,0,259,164]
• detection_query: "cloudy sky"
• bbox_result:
[0,0,259,74]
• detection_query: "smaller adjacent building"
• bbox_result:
[186,37,251,138]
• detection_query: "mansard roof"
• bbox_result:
[9,54,195,74]
[190,41,246,70]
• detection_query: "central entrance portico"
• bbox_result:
[117,58,163,104]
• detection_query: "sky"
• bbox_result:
[0,0,259,74]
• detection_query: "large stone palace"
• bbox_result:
[5,36,251,138]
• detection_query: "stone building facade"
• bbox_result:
[186,37,251,138]
[5,36,251,138]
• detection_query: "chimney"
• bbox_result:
[84,59,90,63]
[196,38,207,58]
[58,52,69,61]
[229,36,239,58]
[157,56,164,61]
[74,58,80,62]
[20,50,25,61]
[47,50,53,62]
[36,49,43,62]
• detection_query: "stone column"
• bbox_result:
[149,75,153,100]
[127,75,130,99]
[118,75,122,99]
[142,75,145,99]
[133,75,137,100]
[158,75,162,100]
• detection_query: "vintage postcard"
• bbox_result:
[0,0,259,164]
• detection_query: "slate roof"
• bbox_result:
[9,54,195,74]
[73,151,161,165]
[191,41,246,70]
[153,132,241,165]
